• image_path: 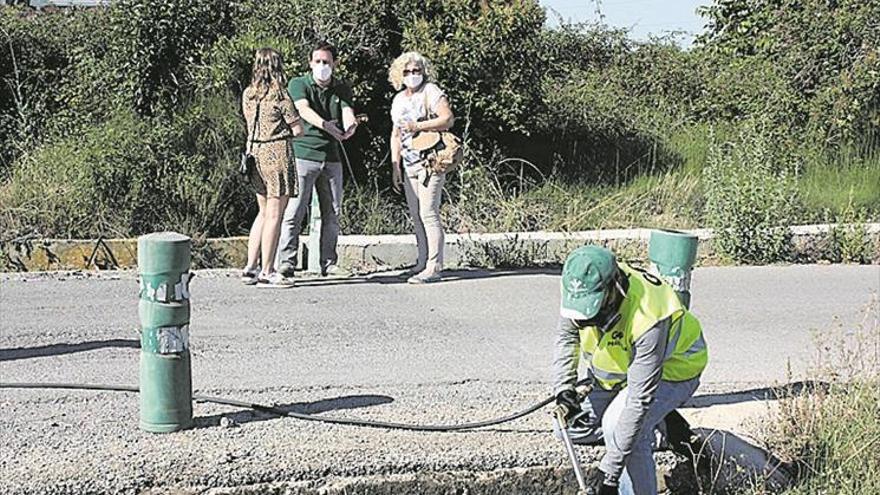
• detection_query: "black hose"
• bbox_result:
[0,382,554,432]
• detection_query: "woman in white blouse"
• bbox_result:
[388,52,455,284]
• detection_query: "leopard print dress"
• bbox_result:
[242,88,300,197]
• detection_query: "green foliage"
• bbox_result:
[0,1,877,245]
[400,0,545,137]
[0,7,108,169]
[458,235,553,269]
[532,26,704,181]
[798,138,880,218]
[704,124,798,263]
[1,94,248,239]
[340,185,410,235]
[697,0,880,142]
[106,0,239,116]
[828,192,875,264]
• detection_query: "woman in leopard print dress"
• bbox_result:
[241,48,303,288]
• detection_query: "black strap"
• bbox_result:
[246,95,264,154]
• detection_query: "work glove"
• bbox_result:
[555,389,581,422]
[596,482,618,495]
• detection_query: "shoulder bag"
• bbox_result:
[239,96,263,176]
[409,89,463,175]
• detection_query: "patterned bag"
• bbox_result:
[409,90,463,174]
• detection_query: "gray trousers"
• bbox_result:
[277,158,343,270]
[555,378,700,495]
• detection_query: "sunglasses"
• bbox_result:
[403,68,423,75]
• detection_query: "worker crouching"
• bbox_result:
[552,245,708,495]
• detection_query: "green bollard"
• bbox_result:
[137,232,193,433]
[307,187,322,274]
[648,229,698,309]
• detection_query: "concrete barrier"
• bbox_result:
[2,224,878,272]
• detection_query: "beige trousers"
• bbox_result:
[403,169,445,275]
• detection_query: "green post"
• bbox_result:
[648,229,698,309]
[137,232,193,433]
[307,188,322,274]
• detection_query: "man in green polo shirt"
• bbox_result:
[277,41,358,277]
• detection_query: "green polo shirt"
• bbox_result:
[287,73,354,162]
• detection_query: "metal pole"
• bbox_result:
[137,232,193,433]
[307,188,322,274]
[552,407,588,493]
[648,229,698,309]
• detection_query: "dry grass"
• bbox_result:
[752,295,880,494]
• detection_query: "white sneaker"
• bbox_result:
[256,272,295,289]
[407,271,441,284]
[323,264,353,277]
[241,267,260,285]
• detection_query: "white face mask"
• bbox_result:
[312,63,332,82]
[403,74,423,89]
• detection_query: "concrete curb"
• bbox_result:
[2,224,878,272]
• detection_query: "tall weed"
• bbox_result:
[828,191,876,264]
[756,296,880,494]
[704,124,798,263]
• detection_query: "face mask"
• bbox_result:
[312,63,332,82]
[403,74,423,89]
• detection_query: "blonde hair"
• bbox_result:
[387,51,435,91]
[247,48,287,100]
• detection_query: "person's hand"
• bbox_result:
[555,389,581,422]
[391,163,403,194]
[342,122,358,140]
[403,120,421,133]
[321,119,345,141]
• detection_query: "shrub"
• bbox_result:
[704,123,798,263]
[400,0,546,138]
[697,0,880,143]
[828,191,875,264]
[0,7,109,169]
[105,0,240,116]
[0,93,250,239]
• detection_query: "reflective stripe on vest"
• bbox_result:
[590,366,628,390]
[578,263,708,390]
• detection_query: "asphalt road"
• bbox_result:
[0,265,877,493]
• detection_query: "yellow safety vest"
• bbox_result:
[578,263,708,391]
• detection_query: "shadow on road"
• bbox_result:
[290,267,560,288]
[194,394,395,428]
[0,339,140,362]
[686,381,828,408]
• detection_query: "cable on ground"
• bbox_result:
[0,381,554,432]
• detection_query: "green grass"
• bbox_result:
[2,120,876,242]
[799,151,880,221]
[339,127,876,238]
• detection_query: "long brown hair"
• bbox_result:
[248,48,286,100]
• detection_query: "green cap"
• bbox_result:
[560,245,618,320]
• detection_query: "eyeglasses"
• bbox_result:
[403,68,422,75]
